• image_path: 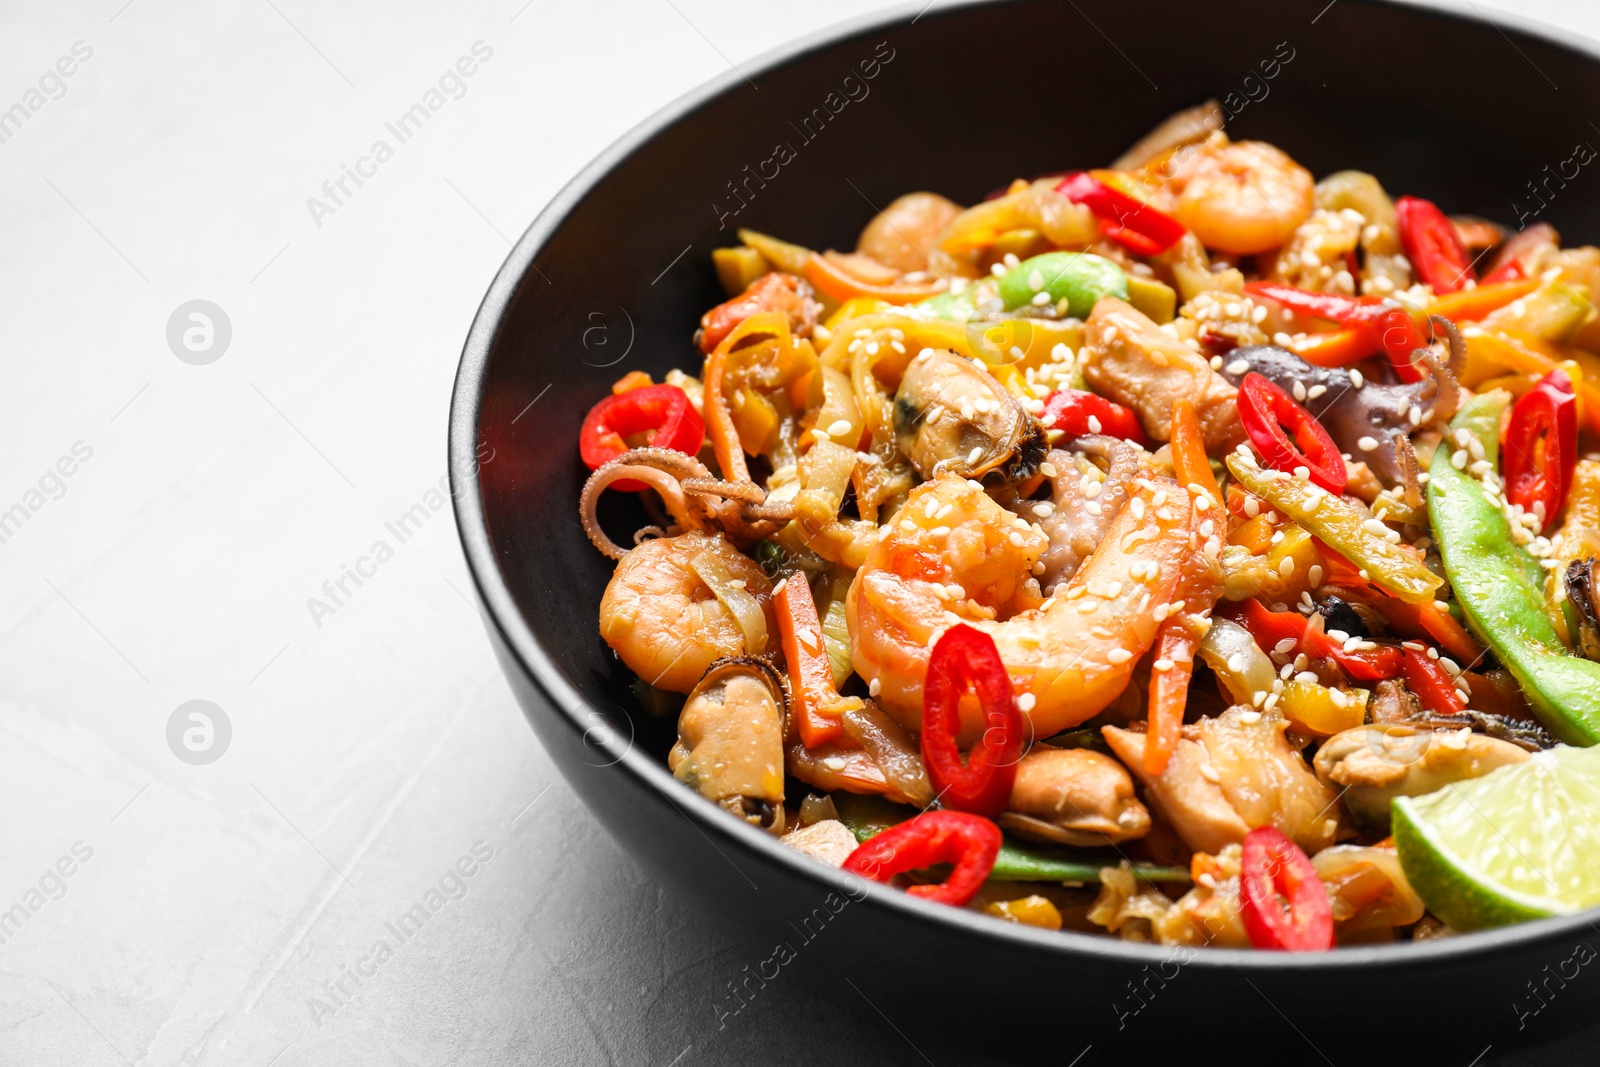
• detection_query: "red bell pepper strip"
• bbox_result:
[579,384,704,492]
[1055,171,1186,255]
[1502,369,1578,523]
[1040,388,1148,446]
[1401,647,1468,716]
[1234,598,1403,681]
[842,810,1002,906]
[1236,372,1348,495]
[1481,258,1528,285]
[1396,195,1476,294]
[1321,569,1483,667]
[1240,827,1335,951]
[1244,282,1425,383]
[921,624,1024,817]
[774,573,853,748]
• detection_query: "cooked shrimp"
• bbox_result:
[848,471,1197,740]
[599,531,774,693]
[1173,140,1314,255]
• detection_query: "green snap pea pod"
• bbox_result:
[1428,390,1600,746]
[997,252,1127,318]
[832,794,1188,884]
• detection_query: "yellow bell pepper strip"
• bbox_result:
[1280,680,1368,737]
[774,572,864,749]
[1461,329,1600,434]
[737,228,810,273]
[1427,390,1600,745]
[1227,453,1443,605]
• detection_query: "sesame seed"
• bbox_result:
[1358,436,1378,452]
[869,677,882,696]
[1153,658,1175,672]
[1088,415,1103,433]
[1240,709,1262,724]
[1016,692,1036,712]
[827,419,853,438]
[1031,290,1052,306]
[1226,359,1250,375]
[1039,461,1058,478]
[1107,648,1132,664]
[967,446,984,465]
[1350,369,1365,389]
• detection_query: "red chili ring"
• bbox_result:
[1239,826,1335,951]
[921,624,1025,817]
[842,810,1003,907]
[1236,372,1348,495]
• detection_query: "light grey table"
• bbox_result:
[2,1,1597,1063]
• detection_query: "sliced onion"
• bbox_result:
[1311,845,1425,933]
[841,702,933,807]
[1197,616,1277,706]
[690,549,767,654]
[818,574,854,689]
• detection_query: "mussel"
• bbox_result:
[668,657,789,834]
[1565,557,1600,661]
[893,348,1046,484]
[1313,724,1530,832]
[999,747,1150,846]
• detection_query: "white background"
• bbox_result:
[0,1,1596,1064]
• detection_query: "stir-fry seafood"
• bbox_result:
[576,105,1600,950]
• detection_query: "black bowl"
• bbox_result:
[451,1,1600,1059]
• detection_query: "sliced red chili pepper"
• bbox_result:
[1503,369,1577,524]
[842,810,1002,906]
[1234,599,1403,681]
[578,384,704,491]
[1236,372,1348,495]
[1240,827,1335,951]
[1396,195,1476,295]
[922,624,1024,817]
[1040,388,1149,446]
[1055,171,1186,255]
[1401,647,1468,716]
[1243,282,1424,383]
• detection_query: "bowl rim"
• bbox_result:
[450,0,1600,973]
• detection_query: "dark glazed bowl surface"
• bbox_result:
[452,1,1600,1059]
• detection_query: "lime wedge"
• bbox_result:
[1393,745,1600,930]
